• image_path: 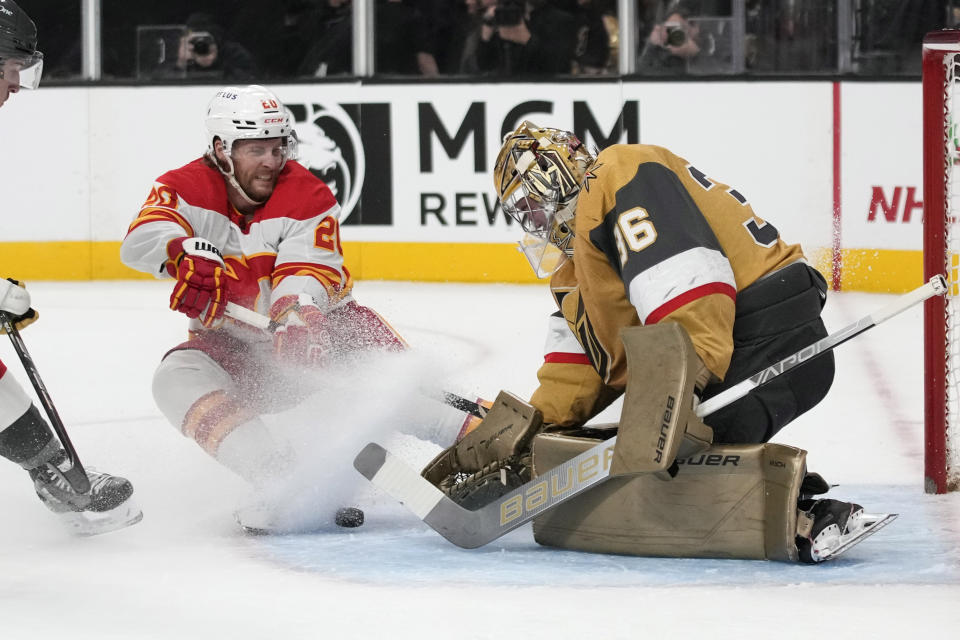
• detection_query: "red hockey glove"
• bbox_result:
[166,237,226,327]
[270,294,332,366]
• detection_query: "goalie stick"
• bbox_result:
[353,275,948,549]
[0,312,91,493]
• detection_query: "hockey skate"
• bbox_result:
[30,455,142,536]
[796,498,896,563]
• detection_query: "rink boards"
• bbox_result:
[0,81,922,292]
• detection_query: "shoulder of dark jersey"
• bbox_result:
[594,143,677,169]
[155,158,228,213]
[260,161,339,222]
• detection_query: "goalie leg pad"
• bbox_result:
[532,433,807,562]
[421,390,542,491]
[611,323,713,476]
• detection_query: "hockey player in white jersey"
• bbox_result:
[121,84,405,532]
[1,0,141,536]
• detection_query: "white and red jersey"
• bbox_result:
[121,158,353,335]
[0,359,32,431]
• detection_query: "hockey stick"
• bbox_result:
[697,274,947,415]
[224,301,488,418]
[439,392,487,419]
[0,312,91,493]
[224,301,277,331]
[353,275,948,549]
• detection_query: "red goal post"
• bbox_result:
[924,30,960,493]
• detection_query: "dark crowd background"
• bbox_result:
[17,0,956,82]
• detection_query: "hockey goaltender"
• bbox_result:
[417,121,894,564]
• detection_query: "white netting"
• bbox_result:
[945,51,960,486]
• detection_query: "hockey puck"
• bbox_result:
[335,507,364,528]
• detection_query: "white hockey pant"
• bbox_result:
[152,349,287,484]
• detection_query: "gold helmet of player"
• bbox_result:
[494,121,594,278]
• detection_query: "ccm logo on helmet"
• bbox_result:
[263,117,286,124]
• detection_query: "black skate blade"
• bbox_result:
[820,512,898,562]
[240,524,274,536]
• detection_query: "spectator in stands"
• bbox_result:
[169,13,258,82]
[415,0,462,75]
[230,0,325,79]
[470,0,579,76]
[638,1,703,74]
[450,0,498,75]
[572,0,616,75]
[297,0,352,77]
[298,0,438,77]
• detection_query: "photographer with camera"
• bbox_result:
[473,0,578,76]
[639,1,703,74]
[173,13,257,82]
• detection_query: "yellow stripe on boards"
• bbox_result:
[0,241,925,292]
[810,248,923,294]
[0,241,542,283]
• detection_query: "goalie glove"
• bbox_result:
[0,278,39,333]
[165,237,226,327]
[270,294,333,366]
[421,391,541,509]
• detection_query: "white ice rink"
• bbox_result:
[1,279,959,639]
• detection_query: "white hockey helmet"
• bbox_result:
[204,85,293,163]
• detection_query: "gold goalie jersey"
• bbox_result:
[530,144,805,427]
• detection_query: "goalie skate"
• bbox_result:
[796,499,897,563]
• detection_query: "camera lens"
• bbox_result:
[189,35,214,56]
[666,26,686,47]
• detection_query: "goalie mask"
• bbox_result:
[0,0,43,90]
[494,121,594,278]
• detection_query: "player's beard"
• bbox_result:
[236,168,279,202]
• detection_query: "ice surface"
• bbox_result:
[0,280,959,638]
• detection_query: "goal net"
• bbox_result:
[923,30,960,493]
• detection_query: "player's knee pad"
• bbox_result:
[153,349,234,448]
[183,388,287,484]
[0,404,59,469]
[611,323,713,476]
[152,348,234,434]
[153,348,282,481]
[532,433,808,561]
